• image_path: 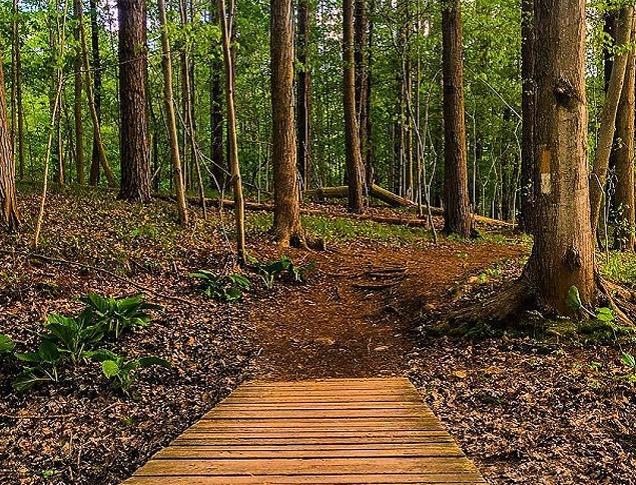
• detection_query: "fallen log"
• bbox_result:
[304,184,415,208]
[155,193,512,229]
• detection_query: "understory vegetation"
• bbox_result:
[3,0,636,482]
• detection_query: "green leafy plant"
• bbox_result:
[620,353,636,382]
[13,340,62,391]
[0,333,15,354]
[86,349,171,393]
[42,311,105,364]
[251,256,314,289]
[81,293,161,339]
[190,270,251,302]
[567,286,636,341]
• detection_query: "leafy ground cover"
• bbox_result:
[1,187,635,484]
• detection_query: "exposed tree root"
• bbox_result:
[353,280,403,290]
[446,274,534,325]
[597,275,635,325]
[444,271,636,329]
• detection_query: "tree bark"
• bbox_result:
[89,0,102,185]
[296,0,312,189]
[526,0,596,312]
[614,11,636,251]
[11,0,25,182]
[179,0,207,217]
[158,0,189,225]
[441,0,471,237]
[589,6,633,231]
[271,0,305,246]
[354,0,369,190]
[343,0,365,212]
[519,0,535,233]
[117,0,151,202]
[0,50,20,231]
[79,2,115,187]
[73,0,85,184]
[210,7,225,189]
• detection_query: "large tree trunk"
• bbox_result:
[0,51,20,231]
[296,0,312,189]
[519,0,535,233]
[73,0,85,184]
[526,0,595,312]
[614,12,636,251]
[589,6,633,231]
[89,0,102,185]
[117,0,151,202]
[271,0,305,246]
[343,0,365,212]
[441,0,471,237]
[158,0,188,225]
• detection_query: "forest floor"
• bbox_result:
[1,186,635,484]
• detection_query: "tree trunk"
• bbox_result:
[365,7,374,187]
[354,0,368,190]
[0,51,20,231]
[79,2,115,187]
[210,7,225,190]
[343,0,365,212]
[441,0,471,237]
[525,0,595,312]
[218,0,247,263]
[179,0,207,217]
[89,0,102,185]
[519,0,535,233]
[73,0,85,185]
[589,6,633,231]
[117,0,151,202]
[11,0,25,182]
[271,0,305,246]
[158,0,189,225]
[296,0,312,189]
[614,11,636,251]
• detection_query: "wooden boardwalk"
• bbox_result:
[123,378,485,484]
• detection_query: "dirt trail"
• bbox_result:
[249,239,523,380]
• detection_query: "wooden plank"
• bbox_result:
[122,378,485,484]
[204,408,432,419]
[135,457,479,475]
[191,418,441,428]
[178,430,452,438]
[125,474,486,484]
[215,402,426,409]
[172,435,455,446]
[153,444,464,459]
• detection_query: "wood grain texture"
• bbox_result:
[122,378,484,484]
